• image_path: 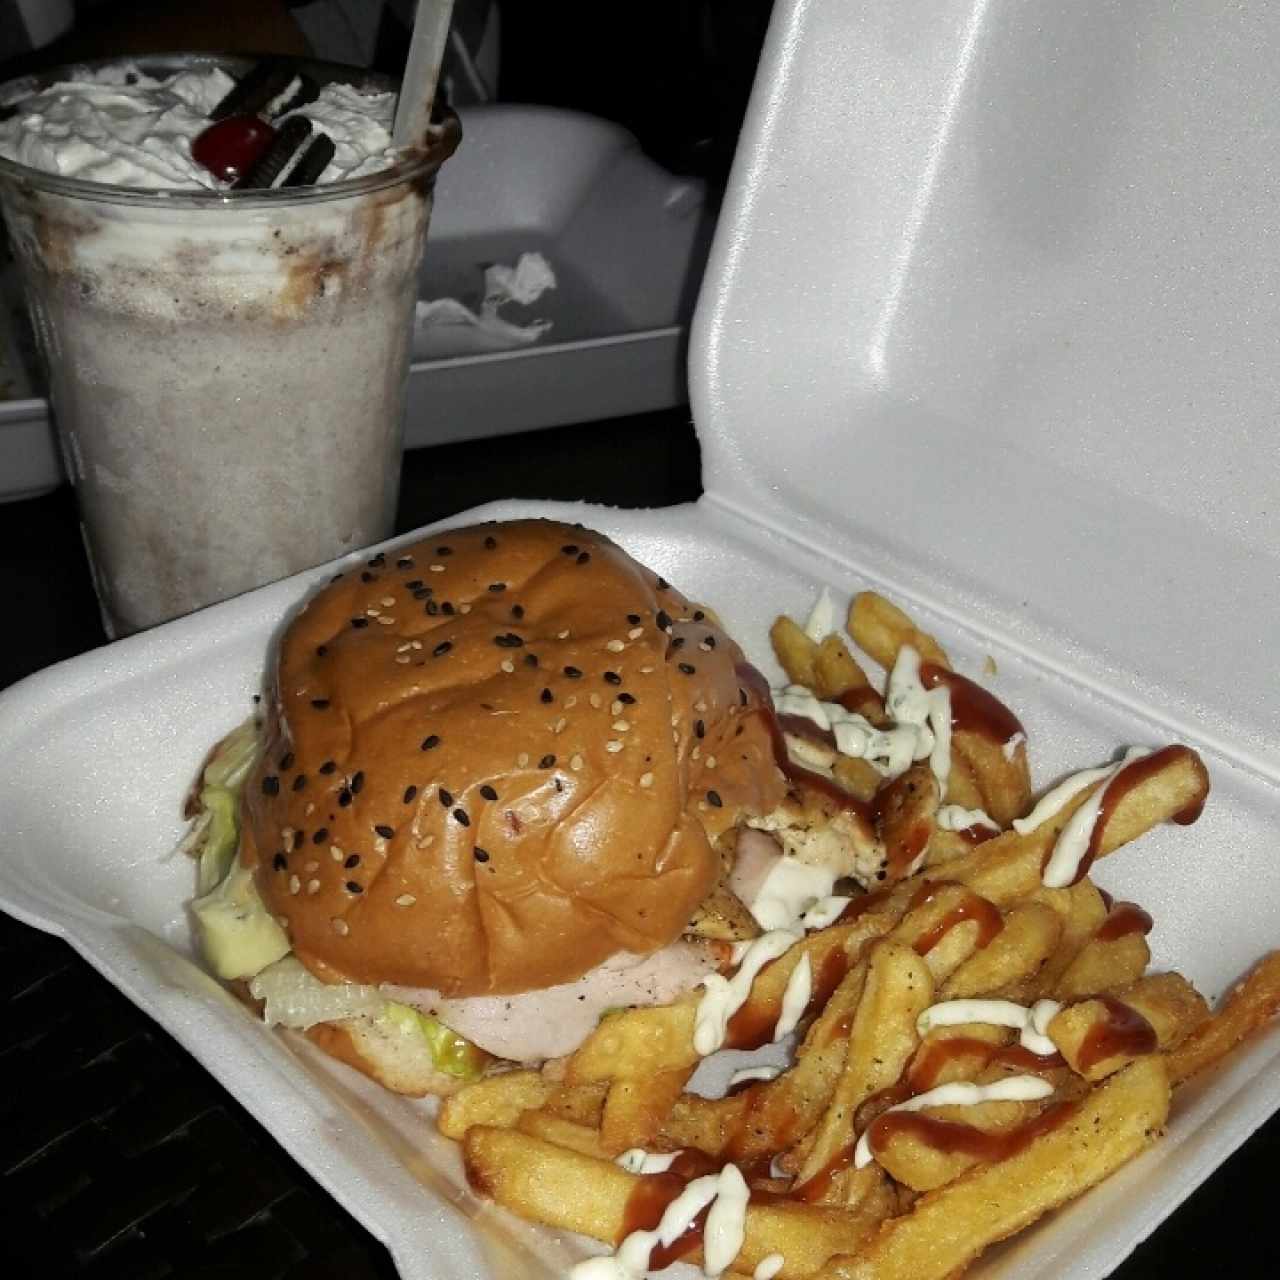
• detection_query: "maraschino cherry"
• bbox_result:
[191,114,276,183]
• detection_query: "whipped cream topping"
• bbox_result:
[0,63,398,190]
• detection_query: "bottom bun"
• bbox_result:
[304,1017,474,1098]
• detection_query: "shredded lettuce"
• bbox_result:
[380,1002,488,1080]
[193,718,263,894]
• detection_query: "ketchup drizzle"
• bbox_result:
[920,664,1024,744]
[907,881,1005,956]
[1075,995,1157,1071]
[1096,901,1155,944]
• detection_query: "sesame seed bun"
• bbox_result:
[241,520,785,996]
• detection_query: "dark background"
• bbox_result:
[1,3,1277,1278]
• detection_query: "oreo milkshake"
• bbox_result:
[0,57,459,635]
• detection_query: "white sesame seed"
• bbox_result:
[281,826,295,843]
[395,654,411,664]
[612,720,631,732]
[611,700,623,716]
[501,659,515,673]
[367,607,380,616]
[332,918,350,936]
[411,640,423,650]
[377,616,396,626]
[671,714,681,728]
[606,739,623,753]
[639,772,654,789]
[517,752,530,767]
[564,695,578,710]
[589,693,602,709]
[275,915,290,929]
[413,834,436,849]
[640,665,655,674]
[692,745,701,759]
[459,603,472,614]
[694,700,708,714]
[706,756,717,769]
[307,879,320,895]
[289,875,301,895]
[303,860,318,873]
[397,642,412,652]
[331,845,344,861]
[553,717,568,733]
[606,639,625,652]
[395,893,417,907]
[374,838,389,855]
[304,803,315,817]
[381,596,396,607]
[628,628,643,640]
[570,754,584,771]
[430,564,446,572]
[699,641,712,652]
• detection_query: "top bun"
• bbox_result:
[241,520,784,996]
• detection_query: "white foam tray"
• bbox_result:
[3,1,1280,1276]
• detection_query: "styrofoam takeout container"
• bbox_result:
[2,1,1279,1276]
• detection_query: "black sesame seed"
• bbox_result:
[316,645,328,657]
[657,577,670,591]
[396,556,414,569]
[437,790,454,810]
[561,544,579,556]
[280,752,295,771]
[576,551,591,565]
[351,617,369,629]
[627,613,641,625]
[320,760,337,775]
[403,785,418,804]
[312,828,329,845]
[346,880,363,894]
[484,535,497,549]
[563,666,582,679]
[618,692,636,705]
[421,735,441,751]
[368,553,386,567]
[604,671,622,686]
[405,579,424,589]
[539,754,556,769]
[488,582,506,593]
[433,640,453,657]
[480,784,498,801]
[474,847,490,862]
[453,808,470,826]
[670,636,686,650]
[350,771,365,794]
[262,775,280,796]
[704,635,717,649]
[679,663,696,675]
[311,698,330,709]
[494,633,523,648]
[374,824,394,839]
[436,545,453,556]
[656,610,673,631]
[338,789,352,807]
[425,600,439,615]
[441,602,456,616]
[345,853,361,868]
[413,588,432,600]
[512,604,525,619]
[272,852,287,871]
[292,774,307,792]
[693,610,705,622]
[707,789,723,808]
[695,720,706,739]
[361,571,375,583]
[524,653,538,667]
[541,688,554,704]
[293,830,305,850]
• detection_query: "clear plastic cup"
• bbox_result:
[0,55,460,636]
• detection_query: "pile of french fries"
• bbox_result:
[444,591,1280,1279]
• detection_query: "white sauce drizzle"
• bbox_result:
[754,1255,786,1280]
[728,1064,783,1088]
[801,895,852,931]
[1037,748,1151,889]
[1002,731,1026,762]
[803,587,837,642]
[916,998,1064,1056]
[571,1164,750,1280]
[616,1149,680,1175]
[749,856,840,931]
[853,1075,1055,1168]
[936,804,1000,834]
[695,930,801,1056]
[774,954,812,1041]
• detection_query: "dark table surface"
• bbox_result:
[1,414,1276,1278]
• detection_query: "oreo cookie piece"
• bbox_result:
[209,60,296,122]
[281,133,337,188]
[232,115,312,190]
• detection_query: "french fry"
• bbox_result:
[771,615,820,688]
[1053,930,1152,1001]
[515,1110,609,1159]
[796,943,934,1201]
[600,1068,692,1155]
[463,1126,886,1278]
[1032,880,1109,992]
[688,882,762,942]
[848,593,950,673]
[1048,973,1208,1081]
[887,881,1005,983]
[437,1069,552,1140]
[816,1058,1171,1280]
[542,1081,609,1126]
[832,755,882,804]
[812,634,881,712]
[950,734,1031,830]
[937,901,1062,1002]
[874,764,940,883]
[1166,951,1280,1086]
[566,997,699,1085]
